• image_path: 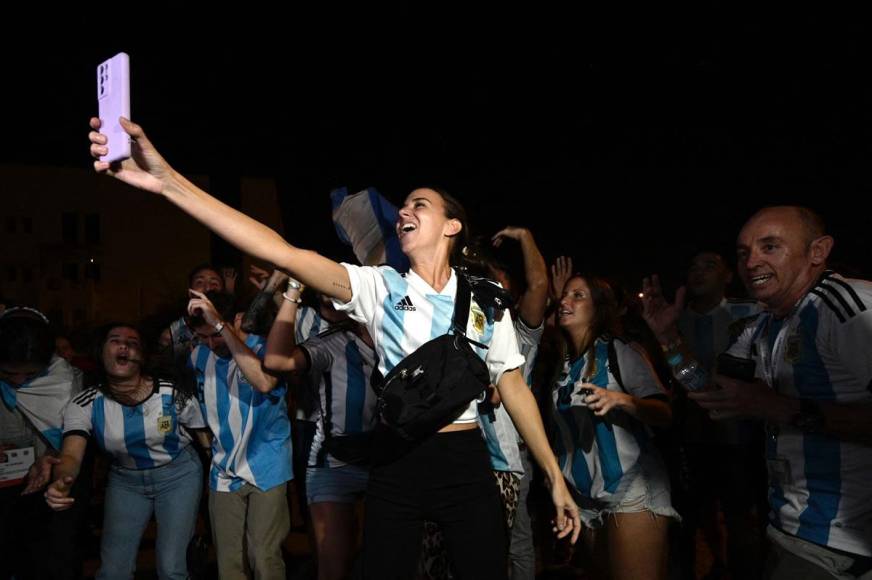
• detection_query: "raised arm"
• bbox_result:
[492,226,548,328]
[188,290,278,393]
[550,256,573,305]
[89,117,352,301]
[640,274,686,345]
[263,280,310,373]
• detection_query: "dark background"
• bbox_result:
[5,10,871,294]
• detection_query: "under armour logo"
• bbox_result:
[394,296,416,311]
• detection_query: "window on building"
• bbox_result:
[62,212,78,244]
[85,261,101,282]
[85,213,101,244]
[62,263,79,283]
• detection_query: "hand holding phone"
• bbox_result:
[97,52,131,163]
[576,384,595,406]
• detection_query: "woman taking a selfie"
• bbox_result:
[89,116,579,579]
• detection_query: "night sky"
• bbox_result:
[6,12,871,295]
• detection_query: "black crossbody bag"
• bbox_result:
[324,272,512,463]
[376,273,495,441]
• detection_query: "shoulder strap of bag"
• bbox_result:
[606,338,627,394]
[453,272,489,350]
[453,271,473,334]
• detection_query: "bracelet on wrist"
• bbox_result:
[282,292,302,304]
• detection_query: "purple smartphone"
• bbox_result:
[97,52,131,163]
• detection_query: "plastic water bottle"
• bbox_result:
[671,356,709,391]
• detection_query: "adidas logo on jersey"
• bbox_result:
[394,296,416,311]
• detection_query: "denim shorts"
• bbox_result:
[306,464,369,505]
[579,456,681,529]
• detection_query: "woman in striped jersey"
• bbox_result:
[45,324,208,580]
[264,282,377,580]
[89,117,580,579]
[551,275,678,580]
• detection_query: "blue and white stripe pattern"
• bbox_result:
[334,264,525,424]
[552,338,665,502]
[301,328,377,468]
[296,305,332,345]
[516,319,544,387]
[62,379,204,469]
[168,316,197,359]
[477,402,524,475]
[190,335,293,492]
[331,186,409,272]
[1,356,81,450]
[727,272,872,556]
[475,319,545,475]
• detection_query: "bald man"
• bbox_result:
[687,207,872,579]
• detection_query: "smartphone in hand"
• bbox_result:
[97,52,131,163]
[576,384,595,406]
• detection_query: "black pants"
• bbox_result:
[363,429,507,580]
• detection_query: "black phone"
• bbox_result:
[716,352,756,382]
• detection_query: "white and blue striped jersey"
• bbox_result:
[293,305,333,422]
[726,272,872,556]
[169,316,197,359]
[552,337,667,502]
[477,319,545,475]
[1,355,82,453]
[333,264,526,424]
[516,319,544,387]
[296,305,332,344]
[63,379,205,469]
[477,402,524,475]
[679,298,761,372]
[300,327,377,468]
[190,334,293,492]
